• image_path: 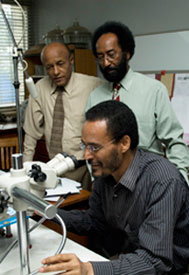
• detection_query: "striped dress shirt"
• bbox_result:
[58,149,189,274]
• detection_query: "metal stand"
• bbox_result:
[17,211,30,275]
[7,154,58,275]
[12,47,23,152]
[0,152,74,274]
[12,154,30,274]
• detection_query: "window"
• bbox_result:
[0,2,29,107]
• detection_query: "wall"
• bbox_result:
[33,0,189,45]
[130,30,189,72]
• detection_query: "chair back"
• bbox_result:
[0,136,19,171]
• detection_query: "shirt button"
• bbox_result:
[113,193,118,198]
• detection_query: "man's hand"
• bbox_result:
[38,253,94,275]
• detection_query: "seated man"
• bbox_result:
[23,42,103,190]
[39,101,189,275]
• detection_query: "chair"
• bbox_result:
[0,136,19,171]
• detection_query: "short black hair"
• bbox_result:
[92,21,135,60]
[85,100,139,150]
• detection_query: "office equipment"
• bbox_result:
[0,152,82,274]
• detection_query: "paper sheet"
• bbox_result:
[45,177,81,200]
[171,73,189,144]
[173,73,189,97]
[171,96,189,145]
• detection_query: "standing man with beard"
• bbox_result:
[86,21,189,183]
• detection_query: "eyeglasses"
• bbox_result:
[96,52,118,64]
[80,139,116,153]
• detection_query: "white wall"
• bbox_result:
[130,30,189,72]
[33,0,189,44]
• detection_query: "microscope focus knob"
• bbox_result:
[30,164,47,183]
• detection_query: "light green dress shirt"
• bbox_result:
[86,68,189,183]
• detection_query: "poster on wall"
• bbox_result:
[171,73,189,145]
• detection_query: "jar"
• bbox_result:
[63,20,91,48]
[43,25,64,45]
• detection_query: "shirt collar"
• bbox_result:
[50,72,74,95]
[119,149,140,192]
[120,67,134,92]
[111,67,134,92]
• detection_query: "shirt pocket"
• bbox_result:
[63,115,84,155]
[137,118,156,149]
[65,114,84,138]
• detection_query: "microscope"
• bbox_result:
[0,152,81,275]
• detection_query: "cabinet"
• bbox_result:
[73,48,97,76]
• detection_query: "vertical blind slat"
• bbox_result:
[0,3,29,107]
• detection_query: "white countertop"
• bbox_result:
[0,219,108,275]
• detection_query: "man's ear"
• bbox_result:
[126,52,131,61]
[69,53,74,64]
[120,135,131,153]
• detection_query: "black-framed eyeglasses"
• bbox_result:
[80,139,116,153]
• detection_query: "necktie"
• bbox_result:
[49,89,64,159]
[112,83,121,101]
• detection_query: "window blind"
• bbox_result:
[0,3,29,107]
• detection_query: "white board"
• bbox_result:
[130,30,189,72]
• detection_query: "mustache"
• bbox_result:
[103,66,118,73]
[88,160,102,166]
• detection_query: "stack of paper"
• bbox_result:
[45,177,81,201]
